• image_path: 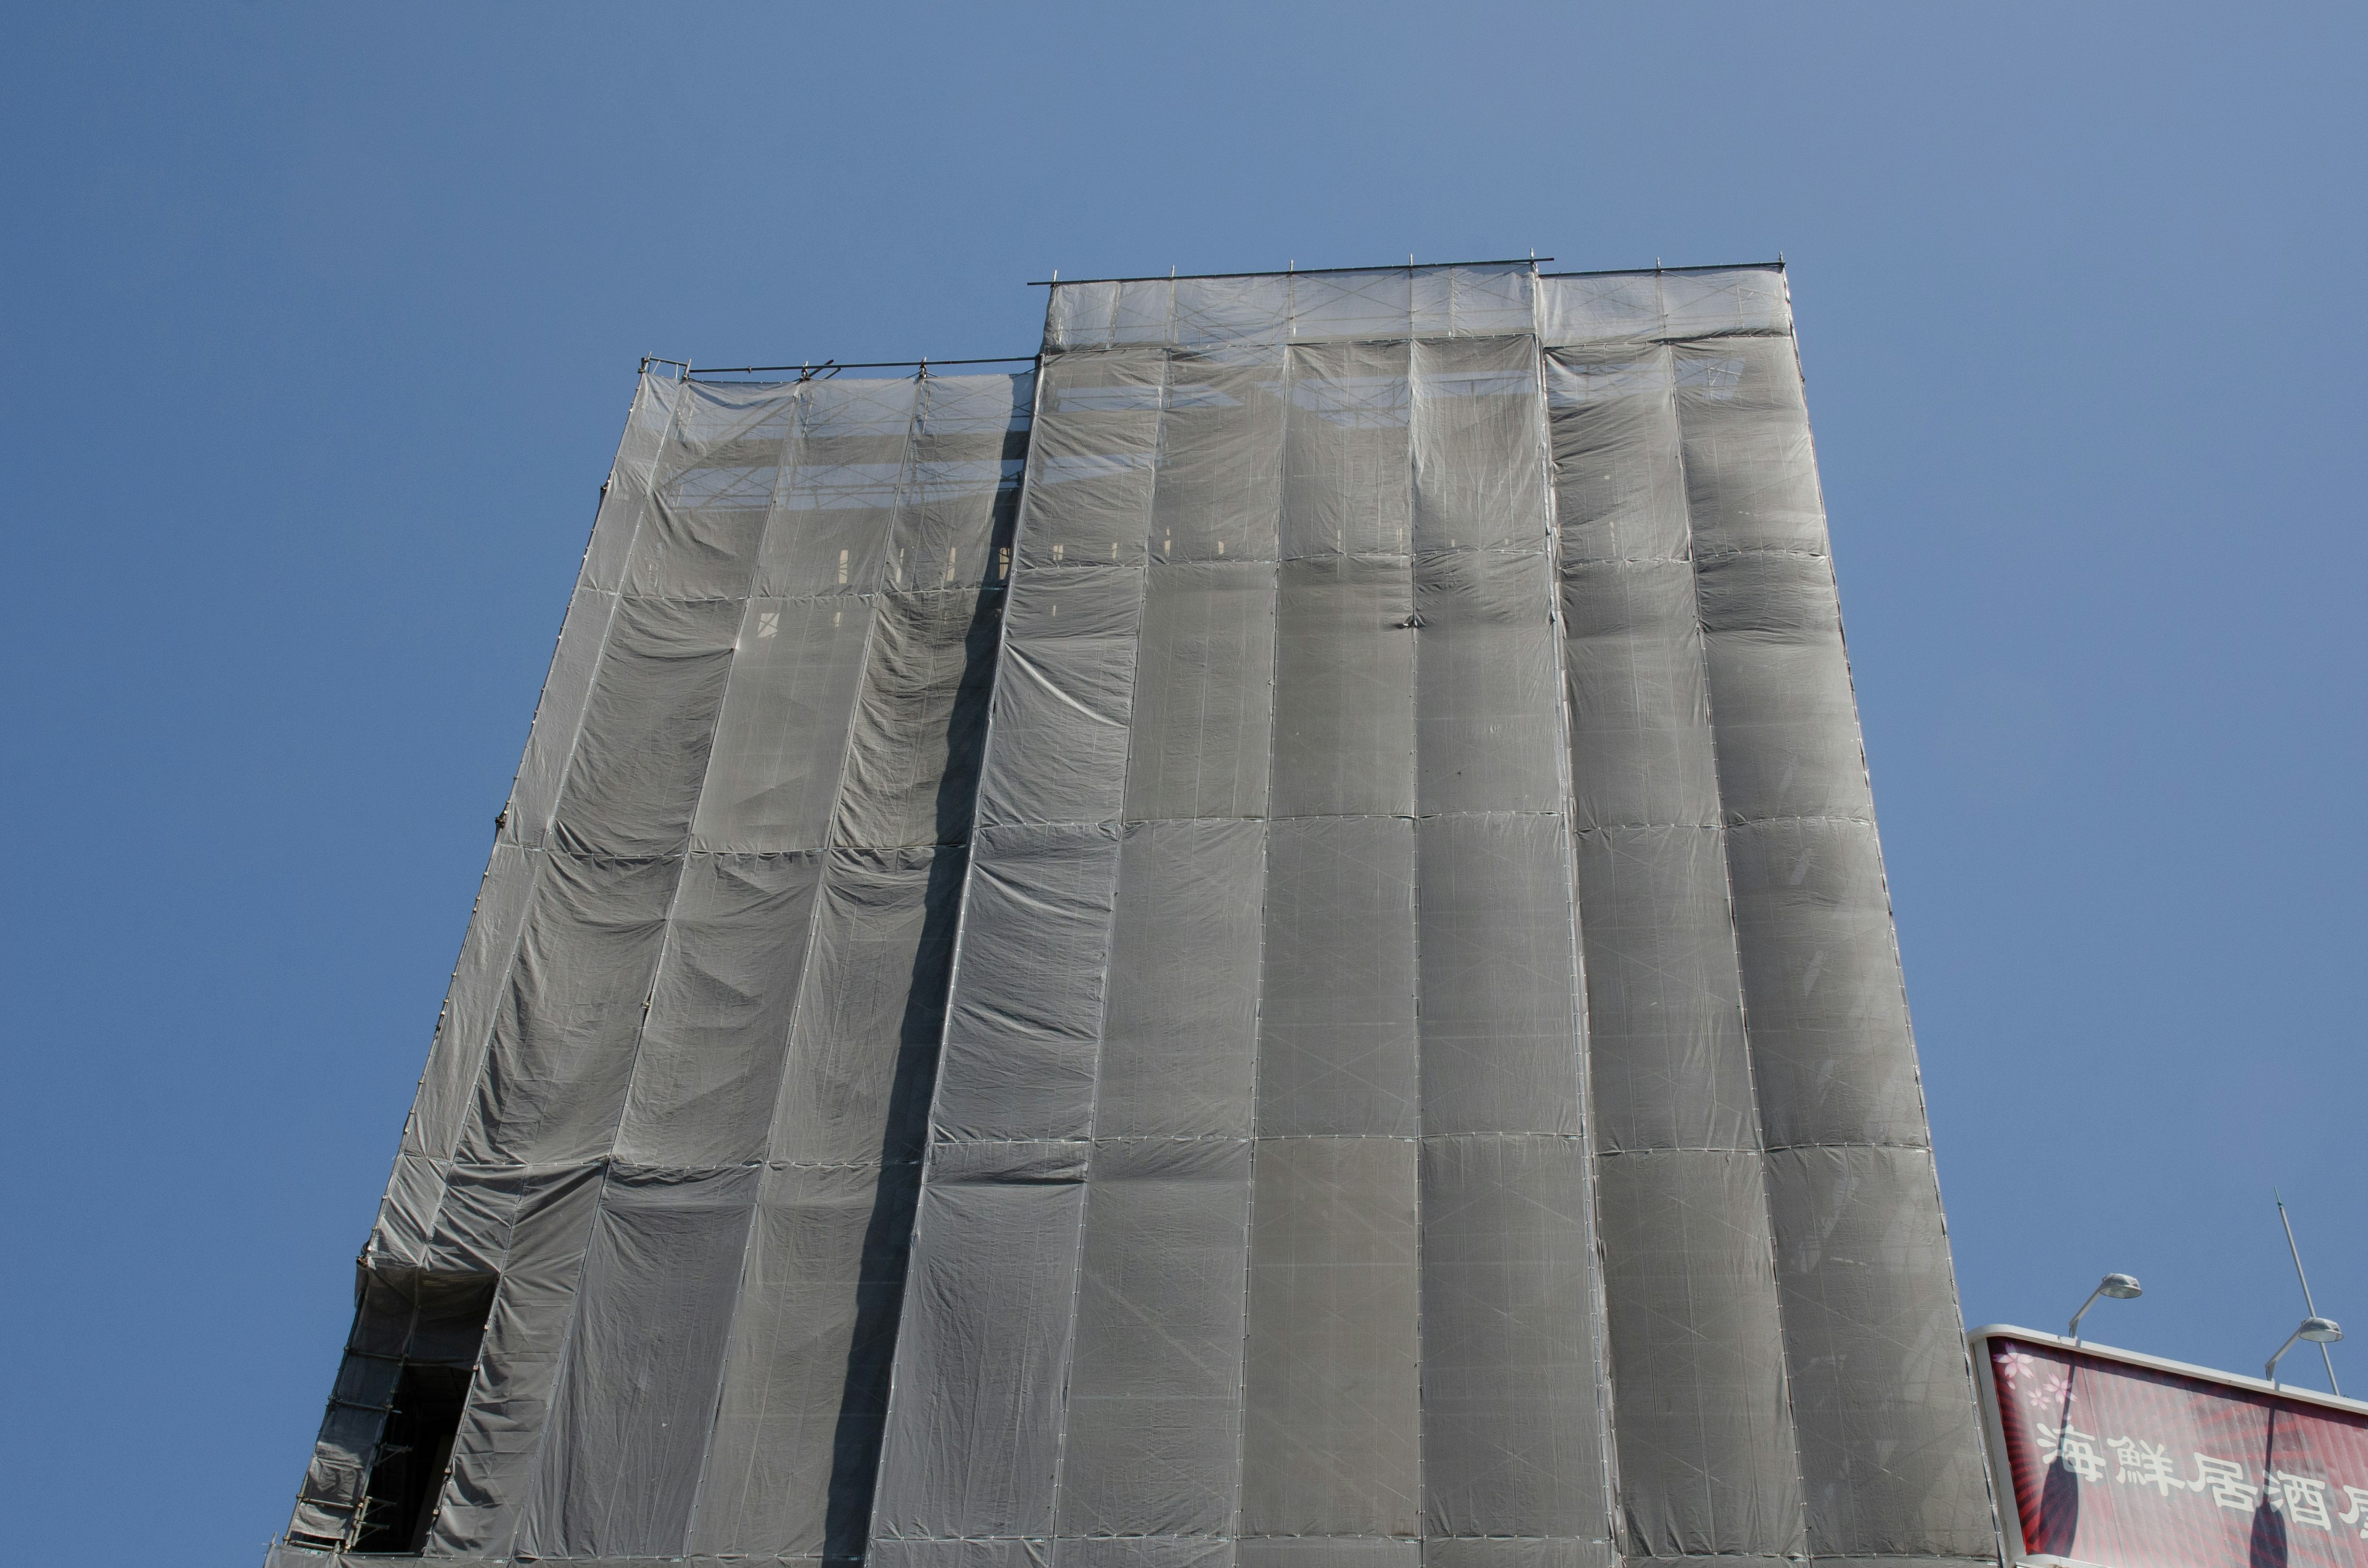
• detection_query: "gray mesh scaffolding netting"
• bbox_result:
[274,263,1997,1568]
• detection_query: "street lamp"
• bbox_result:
[2267,1318,2343,1387]
[2068,1273,2144,1342]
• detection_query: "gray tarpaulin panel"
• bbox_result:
[1242,1135,1423,1537]
[685,374,1027,1562]
[1725,819,1924,1149]
[1694,548,1872,825]
[1545,349,1687,565]
[1572,826,1755,1153]
[1259,816,1420,1137]
[1419,1135,1608,1539]
[582,370,680,593]
[456,852,676,1166]
[1655,269,1793,339]
[502,372,681,850]
[522,1165,759,1556]
[1555,559,1719,832]
[1239,1541,1420,1568]
[370,1150,447,1263]
[1593,1149,1803,1558]
[1411,337,1546,552]
[689,1162,923,1558]
[1674,340,1825,556]
[1063,1538,1239,1568]
[1282,342,1412,558]
[766,845,963,1168]
[933,822,1121,1143]
[1766,1147,1993,1559]
[1537,267,1790,350]
[1098,819,1264,1137]
[1412,548,1561,815]
[412,1161,525,1273]
[755,377,918,599]
[403,1273,503,1363]
[1415,815,1582,1136]
[428,1162,606,1556]
[611,851,824,1167]
[896,371,1027,594]
[1156,350,1286,559]
[1125,559,1278,821]
[876,1539,1053,1568]
[873,1146,1088,1541]
[1429,1541,1619,1568]
[1018,350,1162,569]
[1058,1138,1254,1537]
[625,482,768,602]
[839,588,1001,850]
[294,1393,390,1535]
[284,272,1993,1568]
[506,586,620,853]
[1271,556,1416,817]
[976,564,1146,828]
[627,379,795,598]
[1045,264,1530,355]
[548,594,741,857]
[691,597,877,852]
[402,842,539,1162]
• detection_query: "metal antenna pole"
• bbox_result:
[2279,1189,2341,1396]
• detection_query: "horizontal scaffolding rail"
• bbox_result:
[644,261,1788,379]
[640,354,1040,382]
[1027,257,1554,285]
[1540,257,1785,277]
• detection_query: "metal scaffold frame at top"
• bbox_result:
[640,353,1042,382]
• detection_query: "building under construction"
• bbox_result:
[276,261,1999,1568]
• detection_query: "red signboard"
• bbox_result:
[1973,1328,2368,1568]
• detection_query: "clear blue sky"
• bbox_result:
[4,5,2362,1558]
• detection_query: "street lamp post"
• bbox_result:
[2068,1274,2144,1343]
[2267,1318,2343,1388]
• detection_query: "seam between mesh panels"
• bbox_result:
[1227,329,1289,1559]
[1600,1142,1933,1157]
[1405,331,1430,1563]
[1574,816,1872,834]
[1536,321,1626,1553]
[1686,546,1830,563]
